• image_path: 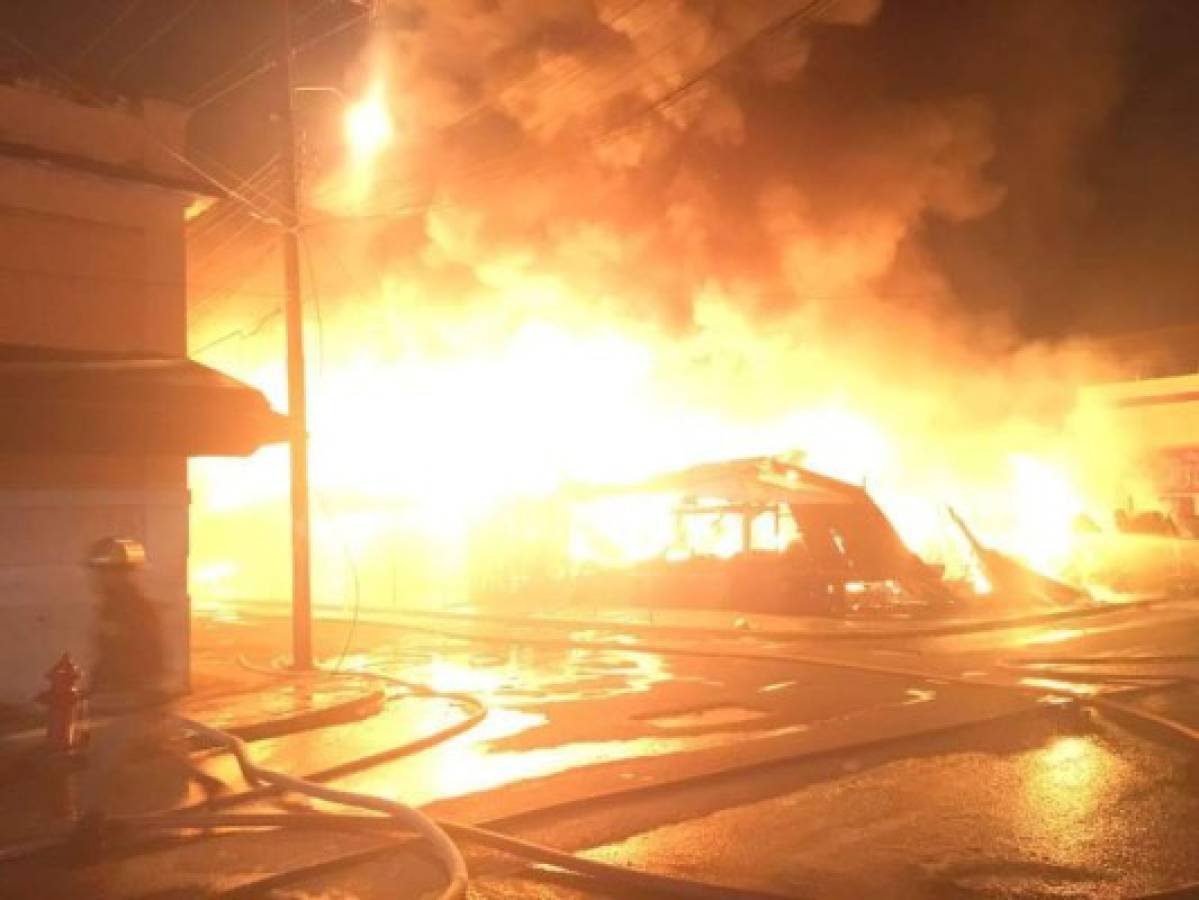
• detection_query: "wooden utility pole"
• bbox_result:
[276,0,313,669]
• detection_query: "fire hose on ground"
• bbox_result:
[217,626,1199,897]
[174,716,792,900]
[0,681,795,899]
[177,716,467,899]
[130,711,800,900]
[206,622,1199,896]
[4,619,1198,897]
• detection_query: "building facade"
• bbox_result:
[0,84,202,704]
[1096,372,1199,535]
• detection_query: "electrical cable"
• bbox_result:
[187,154,281,242]
[308,0,841,227]
[605,0,839,139]
[312,491,364,673]
[69,0,146,67]
[187,233,281,322]
[0,29,287,224]
[188,231,277,304]
[187,2,366,112]
[108,0,202,80]
[189,306,283,357]
[430,0,696,140]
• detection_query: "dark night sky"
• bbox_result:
[1,0,1197,341]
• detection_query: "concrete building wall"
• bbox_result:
[0,85,194,705]
[1087,372,1199,529]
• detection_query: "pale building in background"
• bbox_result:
[0,83,206,705]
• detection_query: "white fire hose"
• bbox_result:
[176,715,469,900]
[167,716,789,900]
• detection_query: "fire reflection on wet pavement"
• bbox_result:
[324,637,944,806]
[576,719,1198,899]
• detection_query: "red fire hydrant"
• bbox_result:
[36,653,85,752]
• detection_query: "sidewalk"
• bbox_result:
[1,659,384,756]
[0,656,385,849]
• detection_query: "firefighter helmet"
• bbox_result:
[85,537,147,569]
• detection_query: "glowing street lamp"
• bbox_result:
[293,83,395,161]
[344,88,394,161]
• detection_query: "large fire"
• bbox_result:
[189,292,1139,612]
[187,4,1161,613]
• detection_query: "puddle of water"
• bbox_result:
[364,643,677,705]
[1021,628,1085,647]
[903,688,938,705]
[645,705,769,729]
[1019,677,1100,696]
[342,703,807,807]
[759,680,797,693]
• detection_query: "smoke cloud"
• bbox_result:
[190,0,1152,606]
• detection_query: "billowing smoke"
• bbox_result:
[191,0,1150,607]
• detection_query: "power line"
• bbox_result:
[70,0,146,67]
[190,196,279,272]
[0,28,287,224]
[420,0,687,147]
[188,242,283,321]
[607,0,840,136]
[190,305,284,356]
[188,2,366,112]
[109,0,202,79]
[318,0,840,226]
[187,155,282,242]
[186,0,337,107]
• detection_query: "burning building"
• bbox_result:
[183,1,1168,618]
[0,83,285,705]
[469,456,960,617]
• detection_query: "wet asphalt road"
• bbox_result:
[3,598,1199,898]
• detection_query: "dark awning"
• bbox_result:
[0,344,288,456]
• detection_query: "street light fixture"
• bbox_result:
[344,87,394,161]
[294,83,395,163]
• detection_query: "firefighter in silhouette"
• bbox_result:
[71,537,223,856]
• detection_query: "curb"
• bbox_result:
[0,685,386,778]
[337,595,1180,643]
[215,687,386,744]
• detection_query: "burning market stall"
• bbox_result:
[469,456,1080,618]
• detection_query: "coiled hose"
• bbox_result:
[178,715,469,900]
[6,622,1197,897]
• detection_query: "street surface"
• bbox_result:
[3,597,1199,898]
